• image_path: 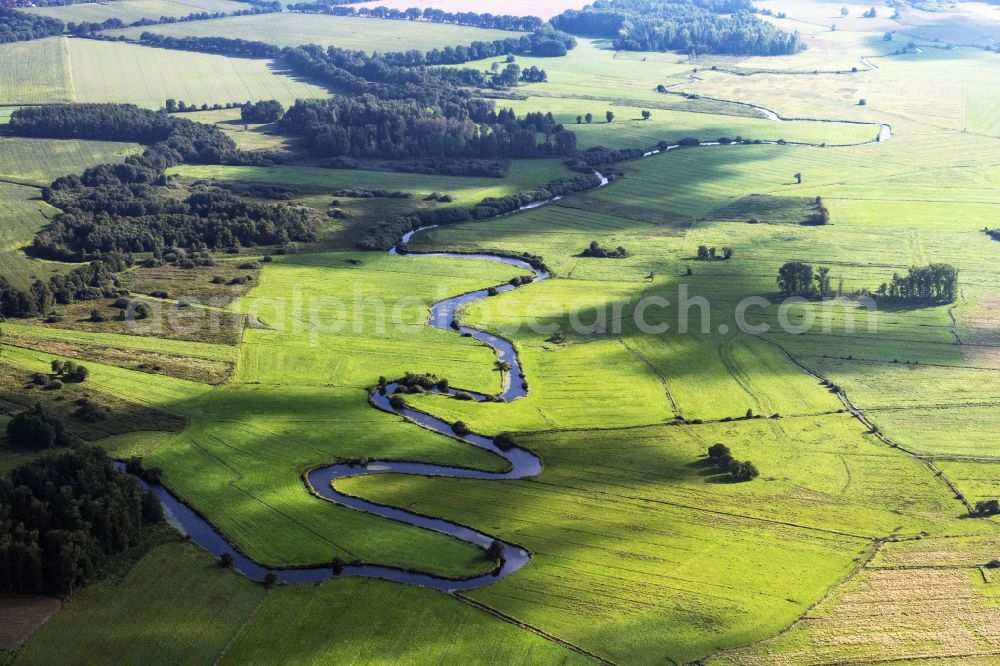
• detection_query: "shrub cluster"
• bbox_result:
[706,443,759,482]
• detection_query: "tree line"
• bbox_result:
[285,3,544,32]
[0,7,64,43]
[280,97,576,160]
[0,445,163,594]
[551,0,803,56]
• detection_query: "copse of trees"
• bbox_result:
[0,7,64,43]
[580,240,629,258]
[777,261,834,299]
[706,443,759,482]
[778,261,958,304]
[6,404,77,451]
[0,446,163,594]
[280,97,577,161]
[9,104,315,261]
[0,257,127,318]
[240,99,284,123]
[551,0,802,56]
[873,264,958,304]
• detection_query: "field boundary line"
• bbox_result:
[758,336,977,514]
[706,537,887,664]
[454,593,618,665]
[617,335,683,418]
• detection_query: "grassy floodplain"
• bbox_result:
[13,541,588,665]
[108,13,521,50]
[2,1,999,664]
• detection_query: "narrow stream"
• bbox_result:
[121,186,586,591]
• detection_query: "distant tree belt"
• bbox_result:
[8,104,317,261]
[0,445,164,594]
[281,97,577,160]
[0,7,64,43]
[551,0,803,56]
[285,4,545,32]
[359,173,602,251]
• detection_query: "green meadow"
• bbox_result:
[109,13,519,50]
[14,541,587,665]
[3,2,998,663]
[24,0,251,24]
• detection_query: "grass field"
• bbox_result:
[3,0,1000,662]
[714,535,1000,664]
[15,540,589,665]
[0,39,72,105]
[0,137,141,187]
[24,0,251,24]
[109,13,520,50]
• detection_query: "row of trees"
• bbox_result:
[286,3,544,33]
[0,7,64,43]
[551,0,803,56]
[872,264,958,304]
[0,446,163,594]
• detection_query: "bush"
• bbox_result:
[494,432,517,451]
[6,404,72,450]
[73,397,110,422]
[975,499,1000,516]
[388,395,406,410]
[452,421,471,437]
[263,571,277,586]
[707,443,730,461]
[730,460,760,482]
[485,540,505,561]
[219,552,234,568]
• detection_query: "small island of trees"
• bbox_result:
[580,240,629,258]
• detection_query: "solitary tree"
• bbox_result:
[606,110,615,123]
[585,112,593,124]
[794,172,803,184]
[841,6,849,16]
[576,114,583,124]
[641,110,651,120]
